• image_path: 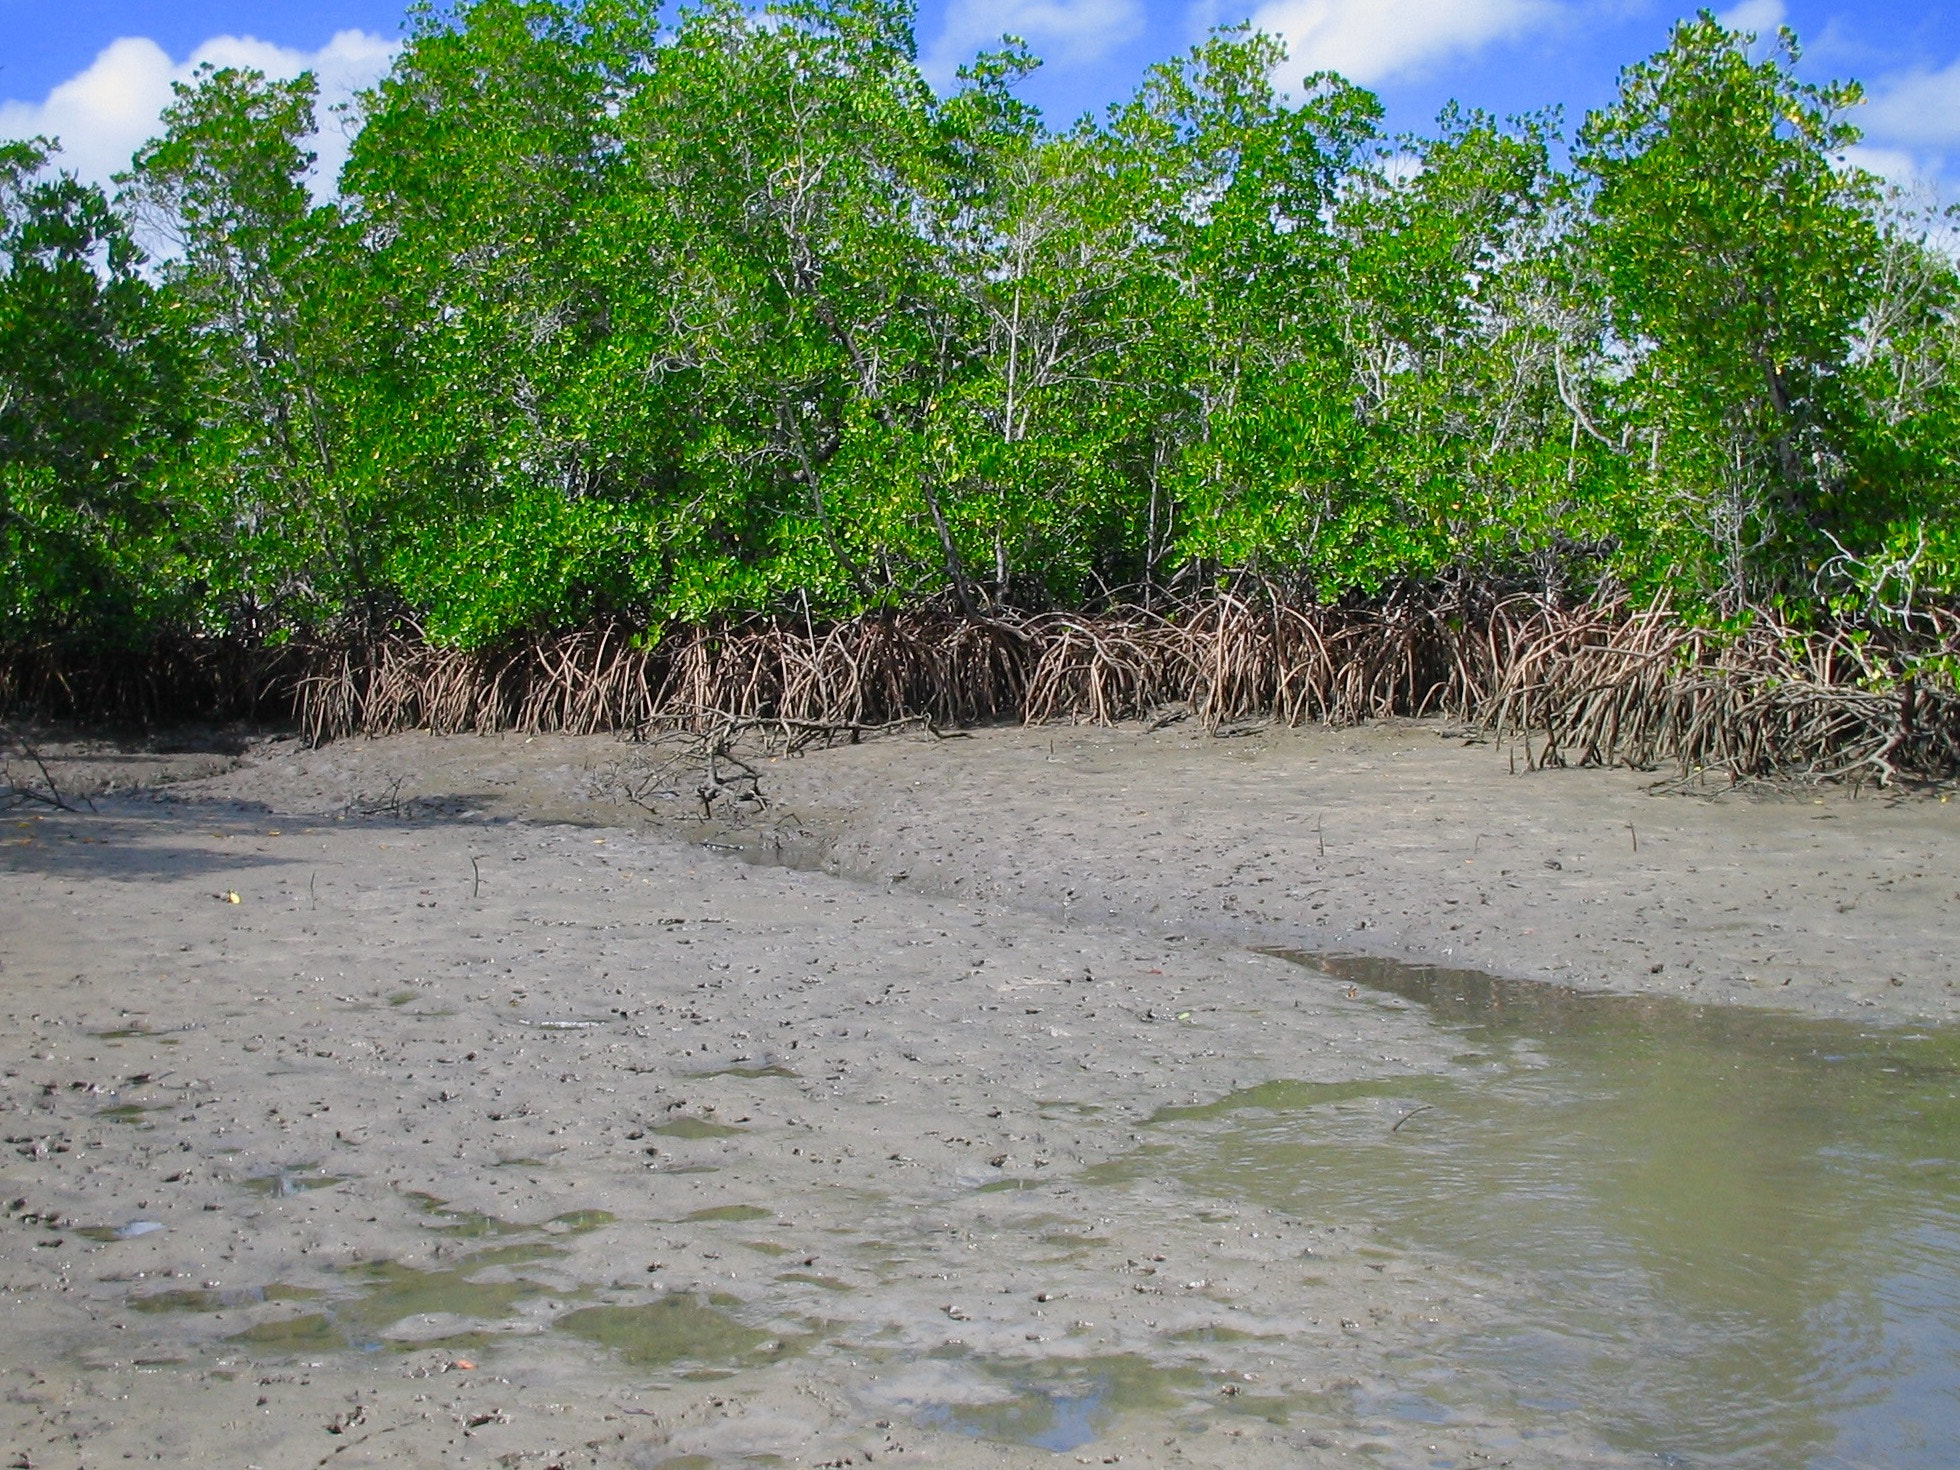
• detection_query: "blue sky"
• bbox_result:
[3,0,1957,200]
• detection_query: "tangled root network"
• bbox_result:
[275,592,1959,787]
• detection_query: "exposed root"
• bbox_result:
[278,594,1960,784]
[9,591,1957,785]
[0,636,292,730]
[1476,598,1960,785]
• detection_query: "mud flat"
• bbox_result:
[68,716,1959,1022]
[752,719,1960,1024]
[2,720,1957,1467]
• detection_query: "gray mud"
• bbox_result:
[3,720,1957,1467]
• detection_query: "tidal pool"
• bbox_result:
[225,1247,568,1353]
[243,1166,345,1197]
[554,1293,774,1368]
[911,1353,1197,1452]
[1143,951,1960,1469]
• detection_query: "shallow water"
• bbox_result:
[243,1166,345,1197]
[912,1353,1197,1452]
[1147,952,1960,1469]
[223,1248,570,1353]
[204,1198,616,1353]
[555,1294,776,1369]
[651,1116,747,1139]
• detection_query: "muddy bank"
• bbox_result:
[135,717,1960,1022]
[770,720,1960,1023]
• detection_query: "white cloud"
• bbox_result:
[1849,137,1953,199]
[1847,142,1944,205]
[1715,0,1785,36]
[0,30,395,194]
[1854,57,1960,224]
[923,0,1145,88]
[1841,143,1925,187]
[1863,58,1960,150]
[1246,0,1555,87]
[1843,145,1959,257]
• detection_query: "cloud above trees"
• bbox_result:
[0,30,393,190]
[922,0,1145,86]
[1864,57,1960,150]
[1247,0,1555,86]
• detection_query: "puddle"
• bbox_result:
[1132,950,1960,1469]
[402,1194,613,1240]
[336,1258,563,1346]
[96,1103,164,1124]
[439,1240,565,1269]
[682,1204,773,1223]
[228,1246,569,1354]
[1039,1230,1110,1252]
[776,1271,854,1292]
[900,1353,1198,1452]
[691,1063,798,1080]
[651,1117,746,1139]
[230,1313,343,1352]
[554,1292,775,1367]
[244,1167,344,1197]
[1163,1323,1275,1344]
[420,1206,528,1239]
[544,1208,615,1233]
[217,1197,614,1355]
[75,1220,165,1241]
[131,1284,319,1313]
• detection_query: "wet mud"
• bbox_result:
[3,721,1956,1466]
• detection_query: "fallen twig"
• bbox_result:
[1391,1104,1434,1133]
[0,724,90,812]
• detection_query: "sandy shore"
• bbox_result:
[3,719,1955,1468]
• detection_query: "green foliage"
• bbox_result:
[1577,13,1898,606]
[4,0,1956,664]
[1,138,189,637]
[121,63,376,633]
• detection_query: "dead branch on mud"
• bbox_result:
[600,726,768,821]
[0,725,91,813]
[590,710,956,821]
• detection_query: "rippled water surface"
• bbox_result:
[1153,953,1960,1468]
